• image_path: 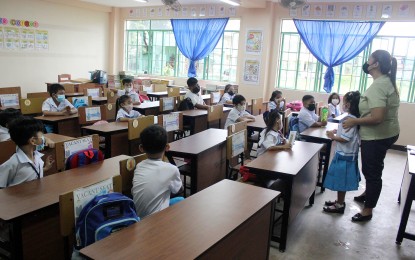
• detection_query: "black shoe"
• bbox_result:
[351,213,372,222]
[324,200,336,206]
[353,194,366,203]
[323,202,345,214]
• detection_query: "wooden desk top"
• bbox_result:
[0,155,130,221]
[91,97,107,101]
[80,179,280,259]
[168,129,227,155]
[35,114,79,122]
[82,122,128,134]
[181,107,232,117]
[65,92,84,97]
[300,122,338,140]
[0,105,20,111]
[44,133,75,143]
[134,101,160,109]
[247,141,324,176]
[147,90,187,96]
[247,114,266,129]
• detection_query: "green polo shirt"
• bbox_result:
[359,75,400,140]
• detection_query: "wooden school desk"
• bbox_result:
[182,107,231,135]
[246,141,323,252]
[43,133,76,175]
[396,148,415,245]
[0,105,20,111]
[147,90,187,101]
[35,114,80,137]
[91,96,107,105]
[82,122,128,158]
[299,122,338,192]
[166,129,227,194]
[65,92,84,98]
[0,155,130,260]
[133,101,160,115]
[81,180,280,260]
[247,114,267,132]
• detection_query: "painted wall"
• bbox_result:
[0,0,111,96]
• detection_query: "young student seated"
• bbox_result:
[298,94,327,133]
[268,90,286,112]
[224,94,256,129]
[111,78,142,105]
[257,110,291,156]
[0,108,21,142]
[328,92,342,121]
[0,116,54,188]
[42,83,78,132]
[219,84,235,104]
[115,95,142,122]
[131,125,184,218]
[184,77,209,110]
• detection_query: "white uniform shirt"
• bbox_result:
[257,129,286,156]
[116,108,141,121]
[0,126,10,142]
[335,115,360,157]
[184,90,204,106]
[0,147,44,188]
[328,103,341,118]
[224,107,250,129]
[118,90,140,103]
[42,97,75,113]
[131,159,182,218]
[298,107,319,133]
[219,93,235,104]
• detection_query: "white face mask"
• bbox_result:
[332,99,339,105]
[236,104,246,112]
[125,87,132,93]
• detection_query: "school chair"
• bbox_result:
[210,92,221,105]
[20,97,47,115]
[63,84,75,93]
[207,104,223,129]
[316,101,324,116]
[58,74,71,83]
[27,92,50,98]
[141,79,152,91]
[281,109,291,136]
[83,87,102,98]
[0,139,16,164]
[167,87,180,98]
[251,98,263,116]
[100,103,116,122]
[67,96,93,107]
[159,97,176,114]
[227,121,248,178]
[0,86,22,108]
[119,154,147,197]
[106,90,118,104]
[153,84,167,92]
[127,115,155,156]
[158,112,183,141]
[78,106,103,134]
[78,83,99,94]
[205,84,217,93]
[0,86,22,99]
[226,129,247,180]
[59,175,122,259]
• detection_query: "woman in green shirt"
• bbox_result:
[343,50,400,222]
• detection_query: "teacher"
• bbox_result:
[343,50,400,222]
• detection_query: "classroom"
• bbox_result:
[1,0,415,259]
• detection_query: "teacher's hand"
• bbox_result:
[342,117,356,131]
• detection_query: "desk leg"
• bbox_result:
[276,177,292,252]
[104,134,112,159]
[396,176,415,244]
[190,157,198,195]
[320,140,332,192]
[9,220,23,260]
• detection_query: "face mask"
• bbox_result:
[236,104,246,112]
[362,62,372,74]
[35,136,45,151]
[124,104,133,112]
[332,99,339,106]
[56,94,65,103]
[125,87,132,93]
[307,104,316,111]
[228,91,234,96]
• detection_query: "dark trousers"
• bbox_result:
[361,135,399,208]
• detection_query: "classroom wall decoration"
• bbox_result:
[245,29,263,55]
[128,5,237,19]
[243,59,260,85]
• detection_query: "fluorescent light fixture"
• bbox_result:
[220,0,240,6]
[135,0,148,3]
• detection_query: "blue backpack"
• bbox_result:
[287,115,300,138]
[65,148,104,170]
[75,192,140,249]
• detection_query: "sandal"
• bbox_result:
[323,202,345,214]
[324,200,337,206]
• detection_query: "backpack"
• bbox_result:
[287,115,300,139]
[74,192,140,249]
[65,148,104,170]
[73,98,88,108]
[178,97,194,111]
[286,100,303,111]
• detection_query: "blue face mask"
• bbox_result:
[56,94,65,103]
[36,136,45,151]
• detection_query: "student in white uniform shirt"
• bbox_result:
[0,108,21,142]
[268,90,286,112]
[42,84,78,133]
[0,117,54,188]
[328,92,342,121]
[110,78,141,105]
[115,95,142,122]
[184,77,209,110]
[219,84,235,104]
[224,94,256,129]
[131,125,184,218]
[298,94,327,133]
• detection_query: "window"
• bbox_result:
[277,20,415,102]
[125,19,240,82]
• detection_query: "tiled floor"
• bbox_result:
[269,150,415,259]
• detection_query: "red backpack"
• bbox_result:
[65,148,104,170]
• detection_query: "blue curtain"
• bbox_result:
[171,18,229,77]
[293,19,385,93]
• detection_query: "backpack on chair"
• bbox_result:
[65,148,104,170]
[286,115,300,139]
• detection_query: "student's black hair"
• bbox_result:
[187,77,198,87]
[343,91,361,118]
[232,94,246,105]
[140,125,167,155]
[122,78,133,85]
[48,84,65,96]
[0,108,22,128]
[115,95,131,114]
[9,116,44,146]
[265,109,282,135]
[224,84,233,93]
[328,92,340,105]
[270,90,282,102]
[302,95,314,103]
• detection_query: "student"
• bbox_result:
[0,116,54,188]
[184,77,209,110]
[42,83,78,133]
[268,90,286,112]
[298,95,327,133]
[111,78,142,105]
[323,91,361,214]
[257,110,291,156]
[224,94,256,129]
[0,108,21,142]
[115,95,142,122]
[219,84,235,104]
[131,125,184,218]
[328,92,342,121]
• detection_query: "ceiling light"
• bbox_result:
[220,0,240,6]
[135,0,148,3]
